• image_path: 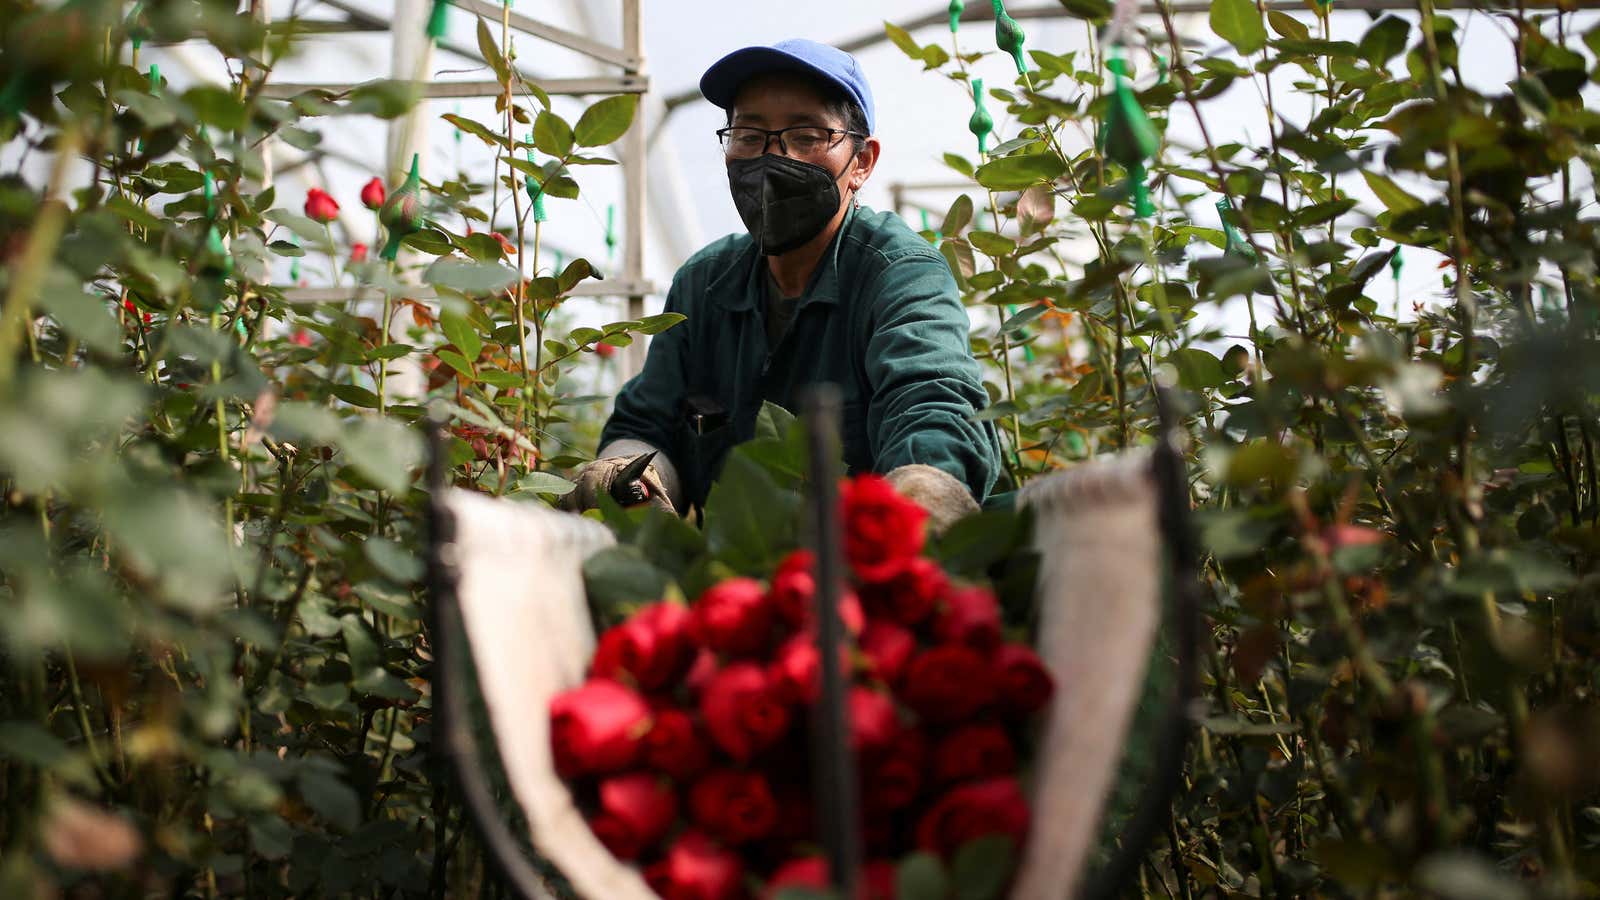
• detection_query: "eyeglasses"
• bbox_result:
[716,125,864,160]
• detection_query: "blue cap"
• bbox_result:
[699,39,876,134]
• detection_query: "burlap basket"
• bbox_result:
[435,451,1166,900]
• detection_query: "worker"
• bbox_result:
[565,39,1002,531]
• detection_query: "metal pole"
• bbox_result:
[621,0,648,379]
[802,385,862,899]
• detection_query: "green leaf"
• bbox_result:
[974,153,1066,191]
[476,19,511,86]
[703,450,800,576]
[441,113,506,149]
[941,194,974,236]
[342,418,422,495]
[424,258,519,296]
[435,349,476,378]
[297,768,361,832]
[1359,16,1410,65]
[950,835,1016,900]
[439,308,483,360]
[635,312,686,335]
[1361,171,1423,214]
[897,853,950,900]
[1266,10,1309,41]
[36,271,121,354]
[582,545,670,609]
[1165,347,1226,390]
[1000,304,1048,336]
[573,95,638,147]
[364,536,422,583]
[514,471,577,497]
[534,110,574,157]
[558,257,594,293]
[969,230,1016,257]
[330,383,380,408]
[1211,0,1268,56]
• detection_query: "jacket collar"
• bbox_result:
[709,204,856,311]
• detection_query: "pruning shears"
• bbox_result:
[609,451,657,507]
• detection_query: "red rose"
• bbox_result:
[862,728,925,814]
[647,831,745,900]
[858,621,916,687]
[849,687,898,756]
[863,860,897,900]
[289,329,312,347]
[587,772,677,860]
[689,769,777,844]
[915,777,1031,858]
[932,723,1016,784]
[860,555,947,626]
[765,857,829,898]
[933,585,1002,653]
[768,549,816,629]
[699,663,790,761]
[549,678,651,777]
[644,708,710,781]
[595,341,617,358]
[590,602,696,692]
[839,474,927,583]
[303,187,340,223]
[685,649,719,695]
[359,176,386,210]
[901,645,993,723]
[350,242,369,262]
[993,644,1054,717]
[770,634,820,705]
[692,578,774,657]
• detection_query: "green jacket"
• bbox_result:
[601,205,1003,509]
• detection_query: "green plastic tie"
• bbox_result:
[968,78,994,156]
[949,0,964,33]
[427,0,450,41]
[524,137,548,222]
[1157,54,1169,85]
[148,63,161,95]
[1389,247,1403,280]
[605,205,617,260]
[290,257,301,282]
[1216,197,1256,261]
[128,1,146,52]
[234,317,248,339]
[1100,49,1158,218]
[203,171,216,218]
[453,103,462,144]
[379,153,425,261]
[205,224,232,278]
[992,0,1028,75]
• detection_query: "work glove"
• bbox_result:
[886,464,980,536]
[560,443,679,516]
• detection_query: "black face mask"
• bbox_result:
[726,153,851,256]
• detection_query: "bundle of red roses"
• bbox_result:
[550,474,1054,900]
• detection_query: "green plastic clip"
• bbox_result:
[1100,49,1159,218]
[948,0,964,33]
[968,78,994,156]
[1389,247,1403,280]
[605,204,617,260]
[204,223,232,278]
[1216,197,1256,261]
[992,0,1028,75]
[427,0,450,42]
[379,153,424,261]
[203,171,216,218]
[525,137,548,223]
[148,63,161,95]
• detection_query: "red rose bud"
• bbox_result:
[588,772,677,860]
[840,474,928,583]
[994,643,1054,717]
[644,708,710,781]
[595,342,617,358]
[915,777,1031,858]
[848,687,899,756]
[303,186,340,224]
[902,645,994,723]
[932,723,1017,785]
[549,678,651,778]
[689,769,778,845]
[862,728,925,814]
[691,577,774,657]
[765,857,830,898]
[934,585,1003,653]
[289,329,312,347]
[859,620,917,687]
[591,602,696,692]
[360,176,386,210]
[646,831,745,900]
[770,634,821,705]
[350,242,368,262]
[685,648,719,695]
[699,663,790,761]
[768,549,816,629]
[860,555,948,626]
[490,231,517,257]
